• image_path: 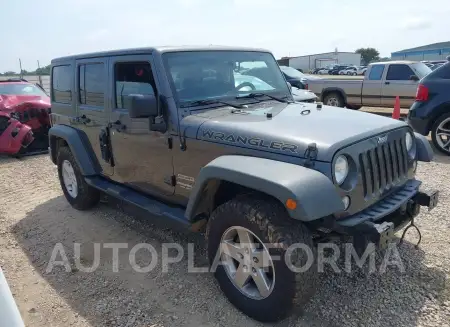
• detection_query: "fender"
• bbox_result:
[48,125,101,175]
[185,155,344,221]
[414,132,434,162]
[321,87,348,104]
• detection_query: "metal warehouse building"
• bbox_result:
[391,41,450,61]
[277,52,362,72]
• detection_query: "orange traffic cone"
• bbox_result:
[392,96,400,120]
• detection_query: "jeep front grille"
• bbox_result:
[359,135,408,198]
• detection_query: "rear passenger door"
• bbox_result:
[381,64,418,107]
[75,58,113,176]
[361,64,385,106]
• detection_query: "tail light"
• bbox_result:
[415,84,429,102]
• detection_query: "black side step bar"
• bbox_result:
[85,176,190,230]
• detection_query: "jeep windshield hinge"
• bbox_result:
[164,175,176,187]
[304,143,318,168]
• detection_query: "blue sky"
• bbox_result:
[1,0,449,72]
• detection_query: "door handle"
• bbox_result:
[110,120,126,132]
[385,82,390,85]
[76,115,91,124]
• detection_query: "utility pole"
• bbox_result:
[19,58,23,78]
[37,60,43,85]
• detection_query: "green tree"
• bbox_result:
[2,71,18,76]
[355,48,380,65]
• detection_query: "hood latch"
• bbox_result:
[304,143,318,168]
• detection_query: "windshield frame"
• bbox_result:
[162,50,292,109]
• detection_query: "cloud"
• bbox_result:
[401,17,432,30]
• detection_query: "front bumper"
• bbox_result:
[326,180,439,252]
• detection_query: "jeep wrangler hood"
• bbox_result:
[189,102,407,162]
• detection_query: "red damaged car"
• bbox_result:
[0,79,51,156]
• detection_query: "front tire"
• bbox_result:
[57,146,100,210]
[431,113,450,155]
[206,194,318,322]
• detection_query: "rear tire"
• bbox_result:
[57,146,100,210]
[431,113,450,155]
[206,194,318,322]
[324,92,345,107]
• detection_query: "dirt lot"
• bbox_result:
[1,145,450,326]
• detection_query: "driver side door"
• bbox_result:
[107,55,175,197]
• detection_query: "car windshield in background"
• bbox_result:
[163,51,290,105]
[411,63,432,78]
[0,83,47,96]
[279,66,305,79]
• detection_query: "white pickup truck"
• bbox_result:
[307,60,432,109]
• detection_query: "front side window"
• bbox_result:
[163,51,290,105]
[386,64,416,81]
[368,65,385,80]
[79,63,105,106]
[114,62,156,109]
[52,65,72,103]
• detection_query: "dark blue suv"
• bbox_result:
[408,59,450,155]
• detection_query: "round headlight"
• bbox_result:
[405,132,413,152]
[334,155,349,185]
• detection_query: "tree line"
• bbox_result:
[0,64,51,76]
[355,48,391,65]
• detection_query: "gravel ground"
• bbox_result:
[0,151,449,327]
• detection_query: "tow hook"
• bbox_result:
[400,200,422,248]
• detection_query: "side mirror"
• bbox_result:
[124,94,158,118]
[410,75,420,82]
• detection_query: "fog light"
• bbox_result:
[342,196,350,210]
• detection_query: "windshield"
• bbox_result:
[279,66,305,79]
[163,51,290,104]
[411,63,432,78]
[0,83,47,96]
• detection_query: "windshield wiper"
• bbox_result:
[236,93,291,103]
[180,99,244,109]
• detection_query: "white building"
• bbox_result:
[278,52,362,72]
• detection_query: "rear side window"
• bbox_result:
[79,63,105,107]
[386,64,415,80]
[368,65,385,80]
[52,65,72,104]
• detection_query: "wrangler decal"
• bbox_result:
[201,129,298,153]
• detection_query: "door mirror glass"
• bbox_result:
[410,75,420,81]
[124,94,158,118]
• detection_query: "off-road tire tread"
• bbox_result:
[206,193,318,321]
[57,146,100,210]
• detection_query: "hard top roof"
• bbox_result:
[52,45,271,63]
